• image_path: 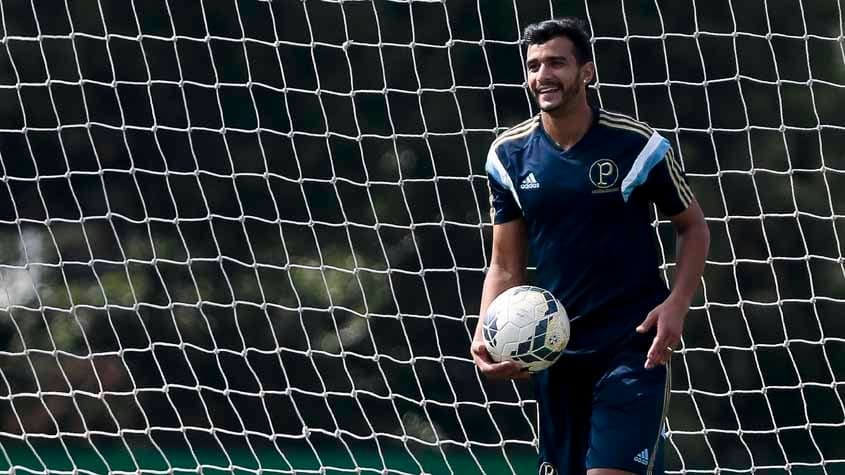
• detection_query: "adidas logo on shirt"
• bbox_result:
[520,173,540,190]
[634,449,650,466]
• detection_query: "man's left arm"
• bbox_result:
[637,199,710,368]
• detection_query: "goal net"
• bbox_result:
[0,0,843,474]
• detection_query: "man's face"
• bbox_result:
[525,36,592,114]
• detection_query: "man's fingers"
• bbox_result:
[483,360,528,380]
[472,343,531,380]
[645,336,679,369]
[646,336,668,369]
[474,354,504,376]
[645,354,666,369]
[636,310,658,333]
[471,341,495,363]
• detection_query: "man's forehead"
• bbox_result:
[526,37,576,60]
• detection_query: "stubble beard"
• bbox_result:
[533,79,580,115]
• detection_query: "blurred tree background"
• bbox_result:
[0,0,842,474]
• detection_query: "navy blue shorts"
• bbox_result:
[532,333,670,475]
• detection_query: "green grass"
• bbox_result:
[0,438,537,475]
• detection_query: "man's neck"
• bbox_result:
[541,100,593,151]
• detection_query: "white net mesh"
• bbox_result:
[0,0,843,474]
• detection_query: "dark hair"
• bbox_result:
[522,17,592,65]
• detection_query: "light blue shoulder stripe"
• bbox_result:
[621,132,671,202]
[485,148,521,209]
[484,118,539,210]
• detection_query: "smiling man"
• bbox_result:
[470,17,710,475]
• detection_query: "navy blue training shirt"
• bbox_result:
[486,108,694,354]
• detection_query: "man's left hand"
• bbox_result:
[636,297,689,369]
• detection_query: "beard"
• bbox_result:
[531,79,581,114]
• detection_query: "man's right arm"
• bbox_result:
[471,218,529,380]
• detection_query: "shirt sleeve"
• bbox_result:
[485,146,522,224]
[642,146,694,216]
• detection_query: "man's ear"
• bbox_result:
[581,62,596,84]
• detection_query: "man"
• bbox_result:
[470,17,710,475]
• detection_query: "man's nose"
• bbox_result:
[537,63,553,79]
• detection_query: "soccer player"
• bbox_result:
[470,17,710,475]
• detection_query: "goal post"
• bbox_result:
[0,0,843,474]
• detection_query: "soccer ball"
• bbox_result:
[482,285,570,373]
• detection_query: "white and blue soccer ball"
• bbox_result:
[482,285,570,373]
